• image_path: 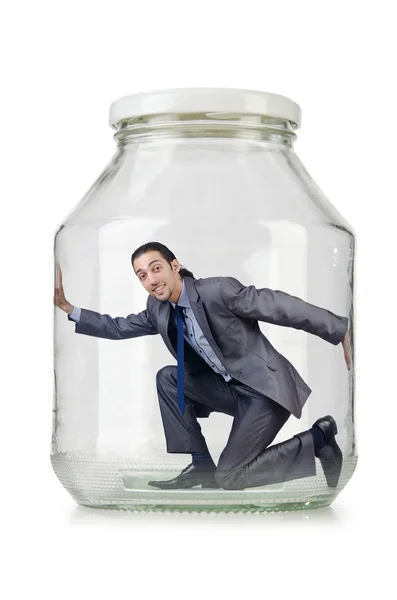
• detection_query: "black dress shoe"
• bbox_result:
[312,415,343,488]
[148,463,219,490]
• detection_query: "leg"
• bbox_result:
[155,365,237,454]
[215,381,316,490]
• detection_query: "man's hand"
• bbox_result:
[54,263,74,315]
[342,330,351,370]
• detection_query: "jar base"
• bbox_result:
[51,452,357,513]
[79,498,334,514]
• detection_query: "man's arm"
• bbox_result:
[67,297,158,340]
[220,277,348,346]
[54,264,157,340]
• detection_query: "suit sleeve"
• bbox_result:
[67,297,158,340]
[220,277,349,346]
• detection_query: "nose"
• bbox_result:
[149,277,160,288]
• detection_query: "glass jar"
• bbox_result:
[52,87,356,513]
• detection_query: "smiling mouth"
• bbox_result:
[154,284,165,293]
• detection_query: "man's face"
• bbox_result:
[133,250,181,302]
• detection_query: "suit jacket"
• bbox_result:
[70,275,349,419]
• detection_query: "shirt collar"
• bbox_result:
[169,278,190,309]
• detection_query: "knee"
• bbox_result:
[156,365,177,385]
[214,467,246,490]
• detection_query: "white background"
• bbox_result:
[1,1,395,598]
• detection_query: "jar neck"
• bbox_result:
[112,112,297,148]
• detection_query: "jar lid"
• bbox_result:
[109,87,301,129]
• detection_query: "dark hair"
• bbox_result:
[131,241,195,279]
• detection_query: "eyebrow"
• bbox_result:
[135,260,163,275]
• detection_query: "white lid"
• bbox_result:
[109,87,301,129]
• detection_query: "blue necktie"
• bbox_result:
[174,304,186,416]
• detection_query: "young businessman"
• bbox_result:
[54,241,351,490]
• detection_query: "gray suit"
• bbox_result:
[69,275,349,489]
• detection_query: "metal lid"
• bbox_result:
[109,87,301,129]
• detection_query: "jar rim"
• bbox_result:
[109,87,301,130]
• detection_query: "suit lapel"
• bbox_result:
[157,276,225,365]
[183,277,225,364]
[158,301,177,359]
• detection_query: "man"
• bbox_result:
[54,241,351,491]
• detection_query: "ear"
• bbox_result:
[172,260,181,272]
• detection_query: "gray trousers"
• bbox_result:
[156,365,317,490]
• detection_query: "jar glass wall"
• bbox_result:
[52,90,356,512]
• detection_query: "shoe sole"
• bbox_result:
[148,480,219,490]
[314,416,343,488]
[320,440,343,487]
